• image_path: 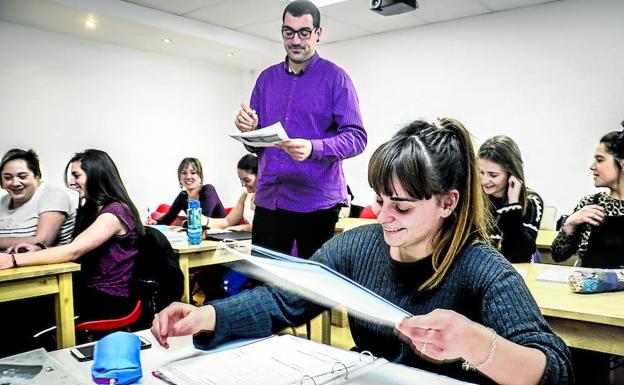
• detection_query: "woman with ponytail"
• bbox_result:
[552,127,624,268]
[0,149,144,322]
[151,119,571,385]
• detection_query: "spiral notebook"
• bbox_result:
[155,335,384,385]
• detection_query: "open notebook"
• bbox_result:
[155,335,474,385]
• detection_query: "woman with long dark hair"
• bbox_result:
[0,149,144,321]
[551,128,624,268]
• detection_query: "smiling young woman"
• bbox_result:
[145,157,226,226]
[477,136,544,263]
[150,118,571,385]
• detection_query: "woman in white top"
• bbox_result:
[0,149,76,251]
[208,154,257,232]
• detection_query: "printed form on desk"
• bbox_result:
[156,335,473,385]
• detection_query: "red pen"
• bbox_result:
[152,370,176,385]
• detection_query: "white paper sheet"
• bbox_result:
[229,122,290,147]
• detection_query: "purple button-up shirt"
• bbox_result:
[250,53,367,213]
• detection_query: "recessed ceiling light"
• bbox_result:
[163,38,172,44]
[84,14,97,30]
[226,52,234,57]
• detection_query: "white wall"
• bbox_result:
[0,21,249,216]
[2,0,623,219]
[321,0,624,214]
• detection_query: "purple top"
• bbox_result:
[250,53,366,212]
[82,202,139,297]
[156,184,226,225]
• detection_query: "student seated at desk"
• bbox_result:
[0,149,143,322]
[0,149,76,251]
[152,119,572,385]
[551,127,624,269]
[0,148,77,356]
[478,136,543,263]
[206,154,257,232]
[146,157,226,226]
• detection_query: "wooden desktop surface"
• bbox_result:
[536,230,558,249]
[335,217,378,234]
[0,262,80,348]
[514,262,624,355]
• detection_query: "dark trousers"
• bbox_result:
[252,205,340,258]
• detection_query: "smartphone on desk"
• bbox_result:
[70,335,152,362]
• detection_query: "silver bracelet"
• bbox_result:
[462,327,498,372]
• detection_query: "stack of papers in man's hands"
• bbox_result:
[230,122,289,147]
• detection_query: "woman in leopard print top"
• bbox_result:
[551,128,624,268]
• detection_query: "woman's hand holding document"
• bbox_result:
[230,122,290,148]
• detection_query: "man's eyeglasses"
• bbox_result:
[281,27,316,40]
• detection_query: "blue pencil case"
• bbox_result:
[91,332,143,385]
[568,269,624,294]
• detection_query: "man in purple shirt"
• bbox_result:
[234,0,366,258]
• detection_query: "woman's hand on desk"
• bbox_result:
[151,302,216,349]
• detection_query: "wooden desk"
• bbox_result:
[0,262,80,348]
[536,230,558,249]
[172,240,245,303]
[514,263,624,355]
[50,329,473,385]
[335,218,377,234]
[172,240,331,345]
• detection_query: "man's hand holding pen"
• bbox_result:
[235,102,258,132]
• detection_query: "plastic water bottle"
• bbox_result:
[187,199,202,245]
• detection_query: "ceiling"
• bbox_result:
[0,0,561,70]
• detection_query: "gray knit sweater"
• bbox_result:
[196,224,572,385]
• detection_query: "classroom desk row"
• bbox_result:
[4,222,621,358]
[0,262,80,349]
[514,263,624,356]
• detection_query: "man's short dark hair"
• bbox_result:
[283,0,321,28]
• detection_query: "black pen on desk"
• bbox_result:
[152,370,177,385]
